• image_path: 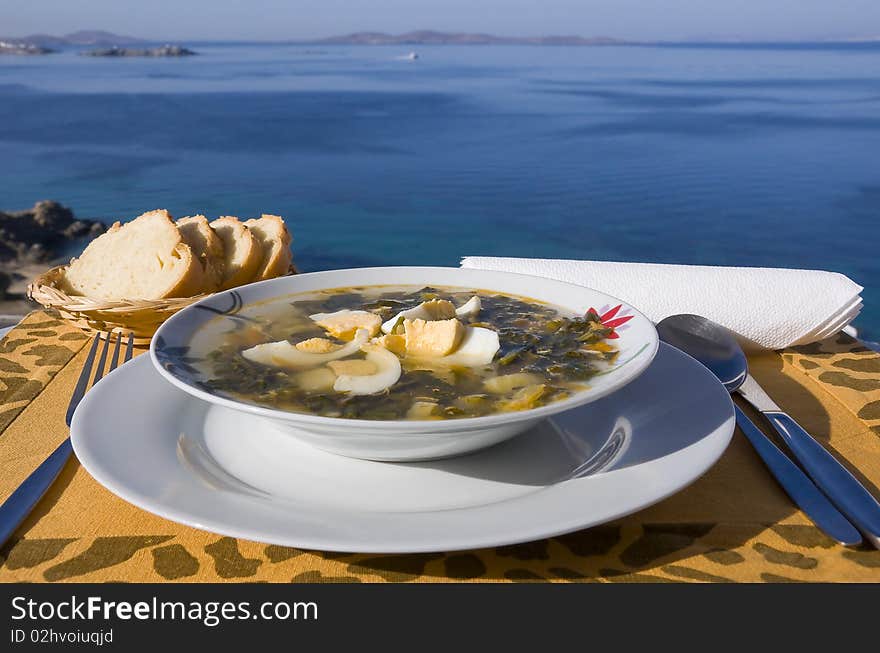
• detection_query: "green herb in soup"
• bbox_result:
[195,285,619,420]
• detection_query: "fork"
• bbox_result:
[0,331,134,548]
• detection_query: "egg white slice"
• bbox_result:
[333,344,402,395]
[440,326,499,366]
[455,296,482,318]
[242,328,369,369]
[381,305,432,334]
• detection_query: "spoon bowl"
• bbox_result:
[655,314,748,391]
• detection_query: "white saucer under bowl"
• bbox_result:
[71,343,734,553]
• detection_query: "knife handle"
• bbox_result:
[0,439,73,548]
[764,411,880,548]
[734,405,861,547]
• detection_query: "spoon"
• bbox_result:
[657,314,867,548]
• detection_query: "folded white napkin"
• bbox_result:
[461,257,863,350]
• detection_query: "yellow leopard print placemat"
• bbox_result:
[1,311,878,582]
[784,334,880,436]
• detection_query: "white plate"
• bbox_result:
[71,343,734,553]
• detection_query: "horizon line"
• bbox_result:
[7,28,880,45]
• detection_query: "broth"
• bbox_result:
[188,285,619,420]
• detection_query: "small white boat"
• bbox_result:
[403,51,419,61]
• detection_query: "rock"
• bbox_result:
[82,44,197,57]
[0,201,106,265]
[32,199,75,229]
[63,220,105,238]
[25,243,47,262]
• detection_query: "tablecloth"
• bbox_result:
[1,310,879,582]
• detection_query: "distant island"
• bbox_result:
[13,30,146,47]
[309,30,628,46]
[0,30,156,56]
[0,31,197,56]
[83,45,197,57]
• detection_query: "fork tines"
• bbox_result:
[65,331,135,427]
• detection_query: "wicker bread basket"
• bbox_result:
[28,264,295,345]
[26,265,214,344]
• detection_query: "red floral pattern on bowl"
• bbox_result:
[587,304,634,339]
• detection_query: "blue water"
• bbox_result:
[1,43,878,335]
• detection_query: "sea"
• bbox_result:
[1,42,878,336]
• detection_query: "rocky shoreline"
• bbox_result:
[82,45,196,57]
[0,201,105,324]
[0,40,55,55]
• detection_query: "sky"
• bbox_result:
[4,0,880,42]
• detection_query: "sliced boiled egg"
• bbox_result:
[455,296,482,318]
[381,305,429,334]
[403,317,465,357]
[438,326,500,366]
[379,298,456,333]
[406,326,500,367]
[333,344,402,396]
[309,310,382,340]
[242,328,369,369]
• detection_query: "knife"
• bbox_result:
[739,374,880,548]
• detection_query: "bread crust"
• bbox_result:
[210,216,262,290]
[177,215,224,292]
[244,214,293,281]
[161,243,206,299]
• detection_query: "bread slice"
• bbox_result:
[244,214,293,281]
[209,216,262,290]
[63,209,206,300]
[176,215,224,292]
